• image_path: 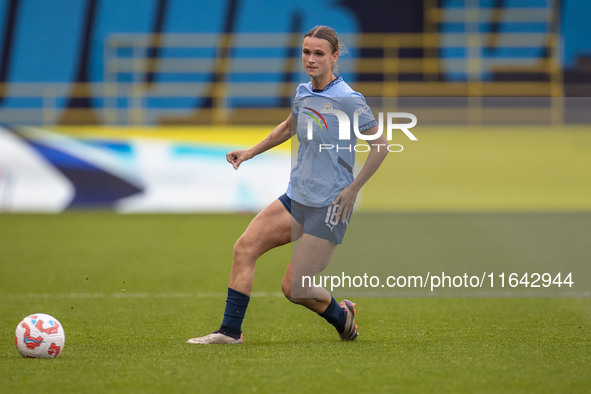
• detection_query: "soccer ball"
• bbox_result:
[14,313,65,358]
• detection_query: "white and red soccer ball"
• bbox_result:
[14,313,65,358]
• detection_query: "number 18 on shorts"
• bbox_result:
[292,200,350,244]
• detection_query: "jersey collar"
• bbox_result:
[311,76,343,93]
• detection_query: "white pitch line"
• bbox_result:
[1,291,285,299]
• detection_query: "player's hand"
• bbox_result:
[226,149,253,170]
[332,186,359,224]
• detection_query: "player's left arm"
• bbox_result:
[332,125,388,223]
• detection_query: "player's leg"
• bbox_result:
[280,200,359,341]
[281,233,336,312]
[281,233,359,341]
[187,197,298,344]
[229,198,297,296]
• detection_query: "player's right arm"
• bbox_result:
[226,113,293,170]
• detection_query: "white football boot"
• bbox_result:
[187,330,243,344]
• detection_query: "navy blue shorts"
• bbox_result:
[278,193,349,244]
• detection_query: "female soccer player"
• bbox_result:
[188,26,388,344]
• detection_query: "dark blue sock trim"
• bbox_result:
[220,287,250,335]
[319,297,346,333]
[214,328,242,340]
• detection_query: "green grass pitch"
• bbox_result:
[1,213,590,393]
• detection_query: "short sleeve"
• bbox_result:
[347,95,377,132]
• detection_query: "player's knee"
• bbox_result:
[281,277,297,303]
[281,277,291,299]
[233,235,258,263]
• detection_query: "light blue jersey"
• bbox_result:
[287,76,377,207]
